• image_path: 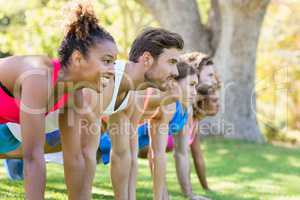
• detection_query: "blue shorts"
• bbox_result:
[138,123,149,150]
[137,101,188,150]
[0,124,21,154]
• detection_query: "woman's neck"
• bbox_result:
[56,67,78,93]
[182,101,190,110]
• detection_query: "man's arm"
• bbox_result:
[149,104,175,200]
[149,118,169,200]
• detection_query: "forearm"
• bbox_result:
[63,153,95,200]
[109,114,131,200]
[149,143,169,200]
[150,123,168,200]
[157,92,177,107]
[24,152,46,200]
[191,144,209,190]
[19,71,49,200]
[152,152,167,200]
[174,151,193,197]
[21,114,46,200]
[60,106,99,200]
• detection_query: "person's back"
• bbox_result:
[108,27,184,200]
[0,1,118,199]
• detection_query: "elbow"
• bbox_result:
[111,144,131,162]
[64,148,97,170]
[174,148,189,160]
[63,151,86,170]
[152,151,167,165]
[23,146,44,163]
[82,147,97,166]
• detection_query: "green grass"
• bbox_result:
[1,138,300,200]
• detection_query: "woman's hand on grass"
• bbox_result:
[189,193,211,200]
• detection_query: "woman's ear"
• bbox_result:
[69,50,83,71]
[140,51,154,69]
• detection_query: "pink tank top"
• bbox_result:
[166,119,197,151]
[0,59,68,123]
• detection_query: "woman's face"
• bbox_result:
[73,40,118,92]
[193,89,220,119]
[177,74,198,106]
[198,64,218,89]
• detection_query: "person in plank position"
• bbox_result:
[0,1,118,199]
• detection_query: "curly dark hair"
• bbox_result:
[58,1,115,67]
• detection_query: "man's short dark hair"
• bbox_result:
[129,27,184,62]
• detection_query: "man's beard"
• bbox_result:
[144,72,166,91]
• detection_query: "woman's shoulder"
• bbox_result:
[1,55,52,70]
[24,55,53,69]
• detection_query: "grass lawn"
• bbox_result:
[0,137,300,200]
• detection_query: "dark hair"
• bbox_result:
[175,61,196,81]
[58,1,115,67]
[129,27,184,62]
[198,57,213,71]
[180,52,213,73]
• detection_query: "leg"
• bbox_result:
[2,147,24,181]
[4,159,24,180]
[128,128,138,200]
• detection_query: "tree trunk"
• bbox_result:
[208,0,221,52]
[137,0,270,142]
[213,0,270,142]
[136,0,212,53]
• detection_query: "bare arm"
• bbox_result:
[149,119,169,200]
[109,111,132,200]
[147,92,178,109]
[20,74,48,200]
[190,128,209,190]
[59,90,100,200]
[149,105,175,200]
[173,129,193,198]
[174,120,210,200]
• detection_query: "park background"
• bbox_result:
[0,0,299,199]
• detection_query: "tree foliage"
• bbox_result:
[0,0,299,142]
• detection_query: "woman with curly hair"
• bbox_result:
[0,1,117,199]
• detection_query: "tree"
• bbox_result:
[137,0,271,142]
[0,0,155,59]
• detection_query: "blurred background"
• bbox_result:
[0,1,300,200]
[0,0,299,145]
